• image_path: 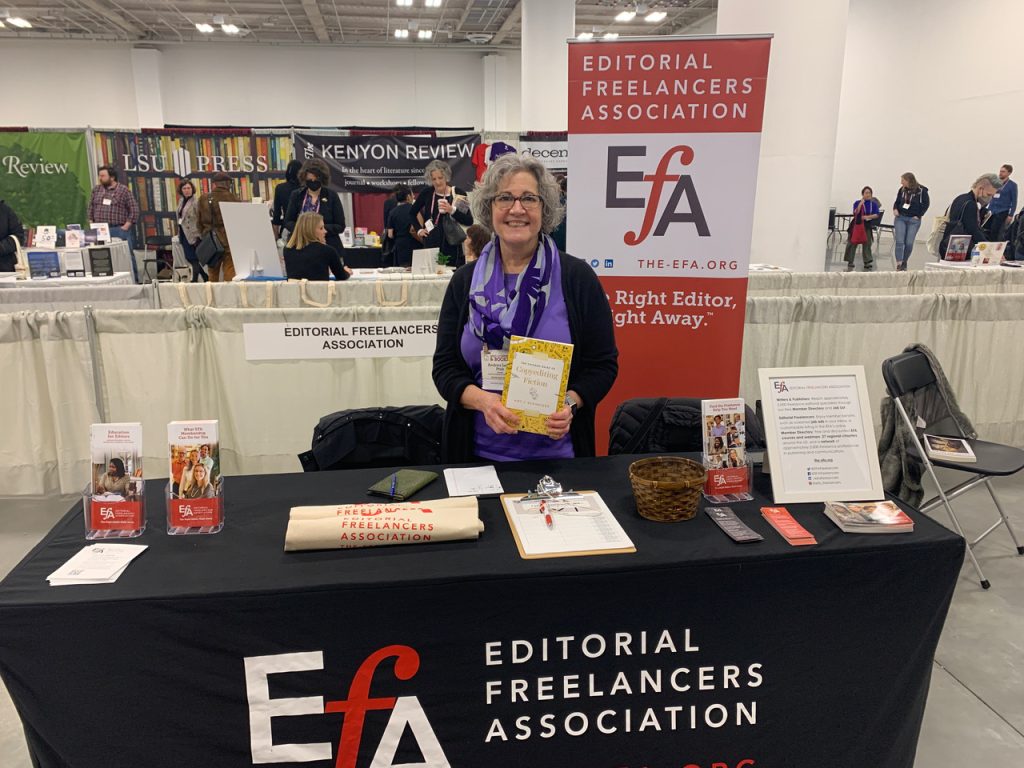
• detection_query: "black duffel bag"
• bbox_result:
[298,405,444,471]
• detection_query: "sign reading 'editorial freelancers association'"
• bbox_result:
[758,366,885,504]
[567,37,771,446]
[243,322,438,361]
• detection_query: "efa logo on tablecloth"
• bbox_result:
[244,645,450,767]
[607,145,710,246]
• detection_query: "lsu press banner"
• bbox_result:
[294,133,480,193]
[567,37,771,445]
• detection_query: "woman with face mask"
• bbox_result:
[283,158,347,256]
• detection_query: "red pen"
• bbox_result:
[541,500,554,528]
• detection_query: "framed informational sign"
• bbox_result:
[758,366,884,504]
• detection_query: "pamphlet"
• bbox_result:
[88,246,114,277]
[90,222,111,242]
[64,229,83,249]
[444,465,504,497]
[823,500,914,533]
[168,420,222,527]
[705,507,763,543]
[501,491,635,559]
[89,422,144,533]
[761,506,818,546]
[502,336,573,435]
[701,398,749,498]
[923,434,976,462]
[47,543,147,586]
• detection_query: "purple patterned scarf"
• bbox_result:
[468,234,557,349]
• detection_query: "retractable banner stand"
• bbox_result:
[567,36,771,450]
[0,131,92,227]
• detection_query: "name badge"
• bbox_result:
[902,203,910,209]
[424,219,435,233]
[994,193,1001,199]
[102,198,112,206]
[481,347,509,391]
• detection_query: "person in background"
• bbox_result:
[550,173,568,252]
[939,173,1002,259]
[284,159,346,257]
[0,199,25,272]
[411,159,474,267]
[176,179,206,282]
[892,172,930,271]
[170,447,186,495]
[197,172,240,282]
[385,186,418,267]
[284,212,351,281]
[432,153,618,462]
[984,164,1017,240]
[178,448,200,497]
[380,184,403,265]
[272,160,303,240]
[843,186,881,271]
[462,224,490,263]
[88,165,140,281]
[95,458,130,497]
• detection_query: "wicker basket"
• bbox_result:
[629,456,707,522]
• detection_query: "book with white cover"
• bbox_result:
[924,434,976,463]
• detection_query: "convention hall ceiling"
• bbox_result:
[2,0,717,49]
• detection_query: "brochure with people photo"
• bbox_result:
[90,422,143,503]
[168,420,221,499]
[924,434,976,462]
[701,398,746,466]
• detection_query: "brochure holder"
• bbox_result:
[166,478,225,535]
[702,459,753,502]
[83,480,146,539]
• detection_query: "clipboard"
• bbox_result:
[500,491,636,560]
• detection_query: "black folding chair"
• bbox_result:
[882,350,1024,588]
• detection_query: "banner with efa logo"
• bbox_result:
[567,37,771,445]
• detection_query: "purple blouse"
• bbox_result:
[460,267,575,462]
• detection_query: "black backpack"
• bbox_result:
[298,405,444,471]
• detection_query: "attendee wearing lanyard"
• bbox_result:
[891,172,930,271]
[984,164,1017,240]
[843,186,881,272]
[411,159,474,267]
[283,158,346,256]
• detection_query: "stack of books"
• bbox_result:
[824,501,914,534]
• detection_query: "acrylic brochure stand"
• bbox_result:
[166,479,225,535]
[83,480,146,539]
[702,460,753,503]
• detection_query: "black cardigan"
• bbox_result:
[284,187,346,252]
[283,242,349,281]
[432,251,619,462]
[939,191,987,257]
[272,180,300,227]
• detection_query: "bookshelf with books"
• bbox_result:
[93,130,294,243]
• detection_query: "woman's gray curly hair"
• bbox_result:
[423,159,453,183]
[469,153,565,235]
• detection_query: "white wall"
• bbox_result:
[1,40,523,132]
[0,41,140,128]
[832,0,1024,237]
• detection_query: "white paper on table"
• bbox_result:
[444,466,504,497]
[47,543,147,586]
[503,491,635,558]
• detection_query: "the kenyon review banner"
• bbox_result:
[294,133,480,194]
[567,36,771,447]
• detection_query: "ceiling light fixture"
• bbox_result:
[645,11,666,22]
[195,22,214,33]
[615,10,636,22]
[418,29,433,39]
[603,32,619,39]
[424,0,442,7]
[396,0,412,6]
[0,20,5,28]
[576,31,594,40]
[8,16,31,28]
[221,23,239,34]
[394,28,409,38]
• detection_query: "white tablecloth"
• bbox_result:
[0,272,133,288]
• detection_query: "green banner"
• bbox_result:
[0,131,92,227]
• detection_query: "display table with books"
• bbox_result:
[0,454,964,768]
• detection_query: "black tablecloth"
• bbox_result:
[340,246,383,269]
[0,455,964,768]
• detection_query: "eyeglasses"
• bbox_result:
[492,193,543,211]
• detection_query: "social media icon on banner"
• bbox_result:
[590,259,600,268]
[604,259,614,268]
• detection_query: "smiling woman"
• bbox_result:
[432,153,619,463]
